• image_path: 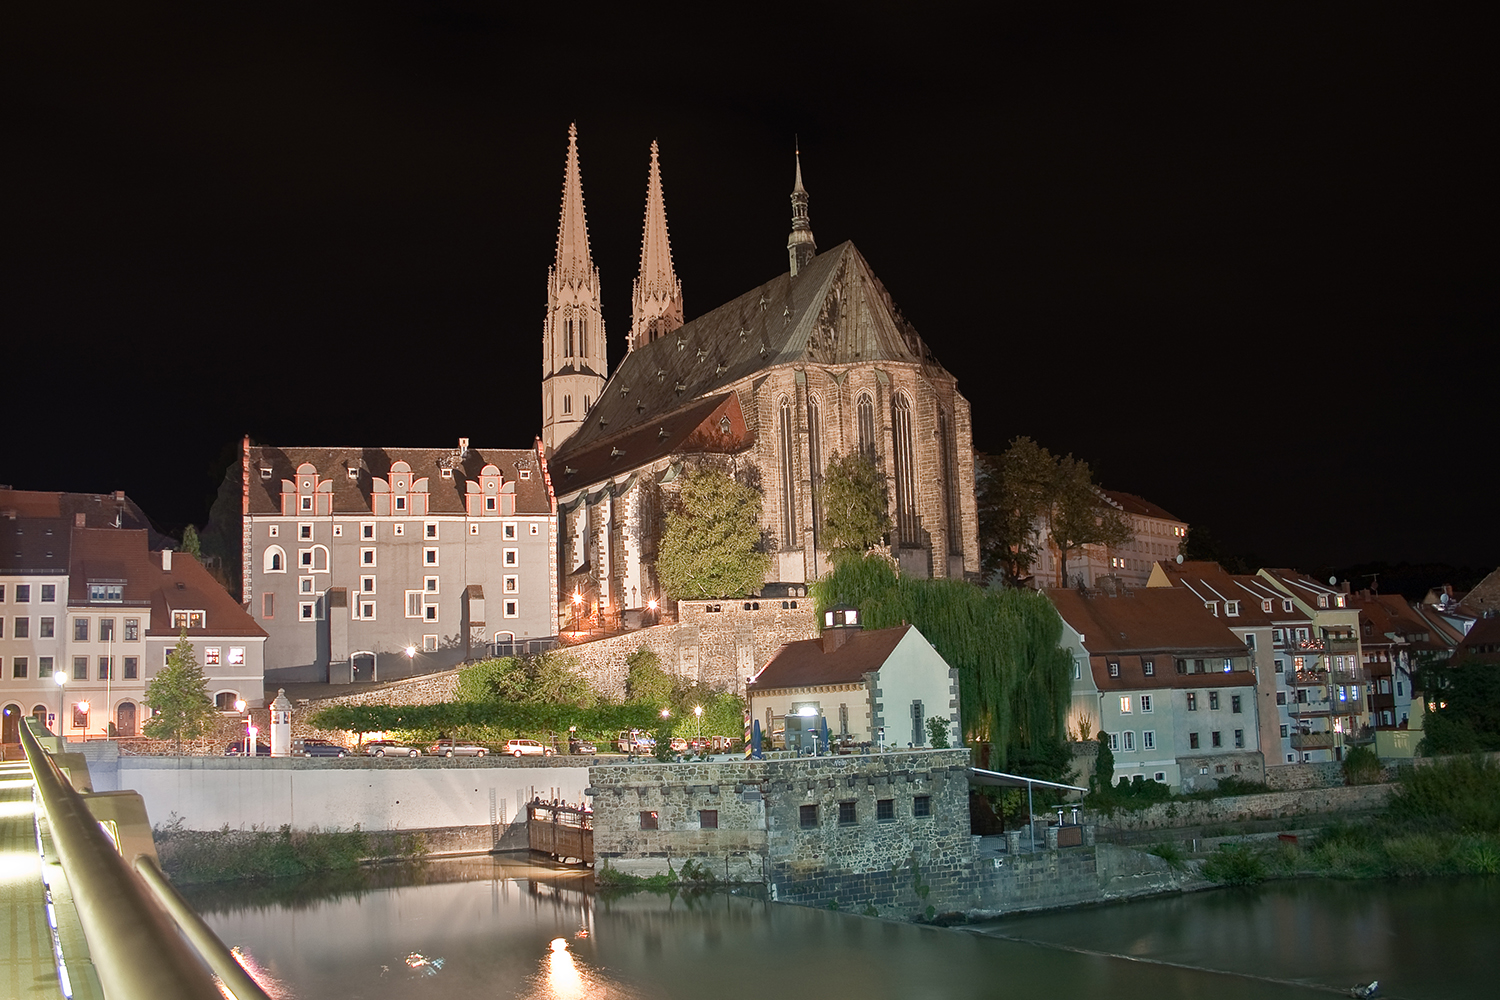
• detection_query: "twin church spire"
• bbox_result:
[541,125,814,452]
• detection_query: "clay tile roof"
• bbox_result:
[1047,586,1249,655]
[1098,488,1182,522]
[750,625,912,690]
[1154,561,1311,625]
[245,444,551,516]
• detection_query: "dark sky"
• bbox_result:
[3,4,1493,568]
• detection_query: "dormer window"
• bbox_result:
[172,610,205,629]
[300,496,313,511]
[261,467,272,480]
[89,583,123,602]
[520,470,531,480]
[1262,600,1273,613]
[347,467,359,480]
[1318,595,1329,608]
[395,496,407,511]
[1225,601,1240,616]
[1206,602,1218,616]
[441,468,453,479]
[1283,600,1294,613]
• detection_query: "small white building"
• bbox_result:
[747,606,960,748]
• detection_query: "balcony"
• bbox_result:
[1325,636,1359,654]
[1332,669,1364,686]
[1294,669,1328,687]
[1291,732,1339,751]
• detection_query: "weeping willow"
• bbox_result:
[813,554,1072,771]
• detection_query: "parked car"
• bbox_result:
[567,737,597,755]
[224,741,270,756]
[363,740,422,758]
[294,737,353,758]
[505,739,554,757]
[428,740,489,758]
[614,731,655,753]
[668,736,690,752]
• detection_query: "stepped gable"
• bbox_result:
[554,241,946,472]
[245,445,550,515]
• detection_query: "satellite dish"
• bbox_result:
[1176,554,1184,564]
[1329,576,1338,585]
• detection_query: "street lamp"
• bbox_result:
[235,699,249,755]
[77,701,90,740]
[694,705,702,741]
[54,672,67,737]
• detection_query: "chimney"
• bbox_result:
[75,513,86,527]
[821,604,862,654]
[459,437,470,457]
[161,548,173,572]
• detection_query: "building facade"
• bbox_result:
[1050,585,1263,792]
[240,439,558,684]
[1032,489,1188,589]
[546,131,979,627]
[1,490,265,743]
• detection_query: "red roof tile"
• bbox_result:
[750,625,912,690]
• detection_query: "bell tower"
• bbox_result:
[630,140,684,351]
[787,146,817,276]
[542,123,608,454]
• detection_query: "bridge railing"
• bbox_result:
[20,718,271,1000]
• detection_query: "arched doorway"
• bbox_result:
[351,651,376,682]
[215,692,240,711]
[1,704,20,744]
[116,702,137,738]
[31,705,48,730]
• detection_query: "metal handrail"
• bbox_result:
[20,719,270,1000]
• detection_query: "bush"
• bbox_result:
[1342,745,1382,786]
[1386,756,1500,832]
[1146,842,1186,869]
[1200,843,1268,886]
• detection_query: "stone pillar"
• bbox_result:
[1045,824,1060,851]
[269,688,292,757]
[1005,830,1022,855]
[1083,825,1096,847]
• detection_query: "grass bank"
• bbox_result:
[154,820,428,884]
[1197,756,1500,885]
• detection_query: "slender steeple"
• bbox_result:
[542,123,607,454]
[787,145,816,276]
[630,140,684,351]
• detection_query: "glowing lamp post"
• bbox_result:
[694,705,703,741]
[235,699,248,754]
[77,701,90,740]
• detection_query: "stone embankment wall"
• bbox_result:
[565,599,816,696]
[1089,783,1395,833]
[589,749,971,888]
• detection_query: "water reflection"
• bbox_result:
[184,859,1492,1000]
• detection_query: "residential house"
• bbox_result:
[1147,560,1320,765]
[1049,584,1262,792]
[1032,489,1187,589]
[1,489,265,743]
[746,606,960,749]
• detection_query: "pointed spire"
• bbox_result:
[630,139,684,350]
[554,122,595,286]
[787,143,816,277]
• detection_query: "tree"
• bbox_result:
[144,631,216,753]
[656,469,770,600]
[926,716,951,749]
[1417,657,1500,754]
[180,525,202,558]
[820,451,891,555]
[625,648,674,704]
[1093,731,1115,793]
[975,440,1053,584]
[457,653,595,707]
[1044,453,1132,588]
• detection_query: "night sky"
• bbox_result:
[3,4,1492,571]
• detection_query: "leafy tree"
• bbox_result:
[625,648,674,704]
[975,440,1053,584]
[926,716,951,749]
[144,631,216,754]
[1045,453,1132,588]
[656,469,769,599]
[456,653,595,708]
[820,451,891,555]
[1418,657,1500,754]
[1093,731,1115,793]
[813,553,1073,772]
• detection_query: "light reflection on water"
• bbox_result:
[186,859,1494,1000]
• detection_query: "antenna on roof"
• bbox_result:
[1176,554,1183,564]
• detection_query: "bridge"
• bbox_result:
[2,719,271,999]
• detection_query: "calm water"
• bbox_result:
[185,858,1496,999]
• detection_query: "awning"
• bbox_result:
[967,768,1086,794]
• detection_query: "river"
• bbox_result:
[184,857,1495,999]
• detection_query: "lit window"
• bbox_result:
[1107,661,1119,677]
[228,647,245,666]
[504,575,518,593]
[1119,696,1132,714]
[204,647,221,665]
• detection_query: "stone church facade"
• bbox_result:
[543,128,978,626]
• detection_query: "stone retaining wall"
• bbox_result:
[1089,782,1395,832]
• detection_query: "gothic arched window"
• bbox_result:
[857,393,876,461]
[565,316,574,358]
[806,394,823,541]
[580,317,588,358]
[779,397,797,547]
[892,394,918,545]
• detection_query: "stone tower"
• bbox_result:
[787,147,817,276]
[629,140,684,352]
[541,123,608,454]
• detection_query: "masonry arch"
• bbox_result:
[264,545,286,573]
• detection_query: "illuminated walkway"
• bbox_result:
[0,760,69,998]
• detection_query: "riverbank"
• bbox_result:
[154,821,431,884]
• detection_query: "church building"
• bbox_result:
[544,126,979,625]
